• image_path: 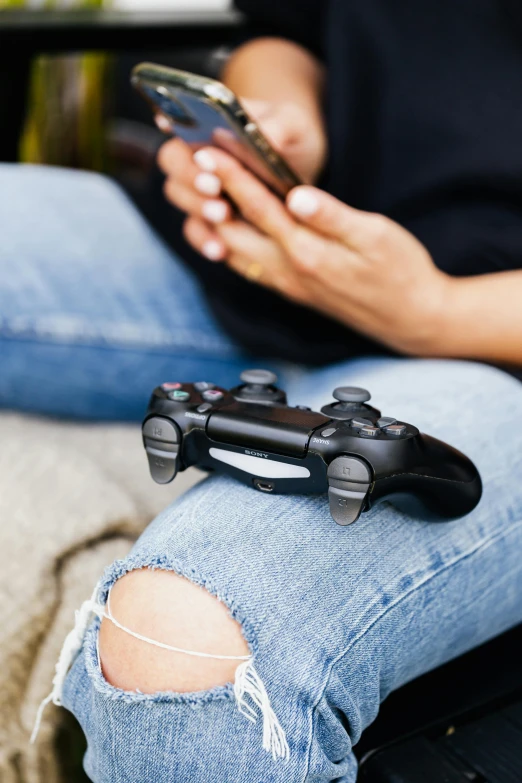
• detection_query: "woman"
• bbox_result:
[3,0,522,780]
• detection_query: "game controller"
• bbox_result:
[142,369,482,525]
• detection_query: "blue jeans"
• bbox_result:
[2,165,522,782]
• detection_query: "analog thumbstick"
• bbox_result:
[332,387,371,404]
[240,369,278,387]
[235,368,285,404]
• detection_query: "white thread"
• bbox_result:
[32,582,290,762]
[103,589,251,661]
[234,659,290,761]
[31,582,104,743]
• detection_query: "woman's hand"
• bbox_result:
[157,99,327,262]
[186,147,455,357]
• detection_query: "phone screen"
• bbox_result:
[133,70,301,197]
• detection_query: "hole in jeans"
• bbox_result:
[33,561,289,760]
[99,568,251,693]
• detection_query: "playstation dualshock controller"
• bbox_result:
[141,370,482,525]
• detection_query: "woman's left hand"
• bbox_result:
[187,147,456,356]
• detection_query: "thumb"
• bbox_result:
[286,186,379,251]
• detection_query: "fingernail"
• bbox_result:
[202,240,224,260]
[288,188,319,217]
[194,172,221,197]
[154,114,172,133]
[194,149,217,172]
[202,200,228,223]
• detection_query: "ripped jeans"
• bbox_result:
[1,165,522,782]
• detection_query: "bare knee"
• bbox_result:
[99,569,249,693]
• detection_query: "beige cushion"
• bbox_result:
[0,412,201,782]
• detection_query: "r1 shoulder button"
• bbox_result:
[143,416,179,443]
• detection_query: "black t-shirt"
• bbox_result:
[186,0,522,369]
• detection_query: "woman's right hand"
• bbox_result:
[157,99,327,261]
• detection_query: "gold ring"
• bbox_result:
[244,262,263,281]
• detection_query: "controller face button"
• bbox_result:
[161,382,182,391]
[168,390,191,401]
[377,417,397,428]
[327,456,371,483]
[202,389,224,402]
[350,417,373,429]
[194,382,215,392]
[360,425,380,437]
[143,416,179,443]
[295,405,312,411]
[384,424,407,436]
[321,427,337,437]
[197,402,213,413]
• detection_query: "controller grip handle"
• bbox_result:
[373,435,483,519]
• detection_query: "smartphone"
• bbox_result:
[131,62,301,198]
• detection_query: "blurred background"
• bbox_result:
[0,0,239,217]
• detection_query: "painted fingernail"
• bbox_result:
[202,240,224,261]
[194,172,221,196]
[194,149,217,172]
[288,188,319,217]
[154,114,172,133]
[202,200,228,223]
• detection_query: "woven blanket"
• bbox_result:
[0,412,200,782]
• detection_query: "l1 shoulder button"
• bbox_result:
[327,456,371,483]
